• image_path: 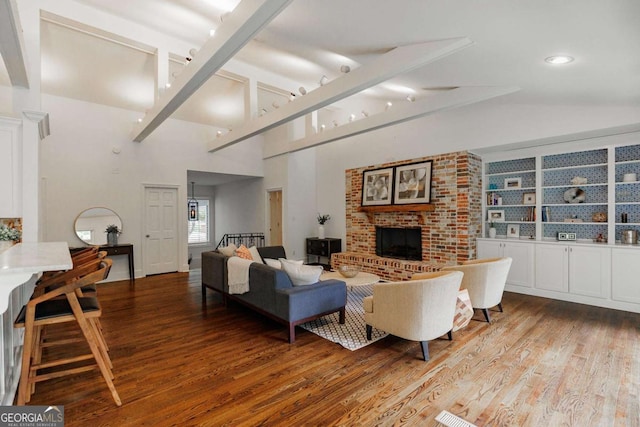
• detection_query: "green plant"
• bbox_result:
[317,214,331,225]
[0,225,21,241]
[105,224,121,235]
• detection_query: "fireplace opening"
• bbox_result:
[375,226,422,261]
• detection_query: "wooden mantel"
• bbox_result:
[357,204,435,213]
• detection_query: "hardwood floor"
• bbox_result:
[26,270,639,426]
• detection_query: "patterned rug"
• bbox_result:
[300,284,388,350]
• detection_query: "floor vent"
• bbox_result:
[435,410,477,427]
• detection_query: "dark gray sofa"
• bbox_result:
[202,246,346,343]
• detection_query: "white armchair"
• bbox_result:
[442,257,512,322]
[363,271,464,361]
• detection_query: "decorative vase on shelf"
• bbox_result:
[318,225,325,239]
[489,227,497,239]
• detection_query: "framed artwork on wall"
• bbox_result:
[504,177,522,189]
[488,210,505,222]
[523,193,536,204]
[362,167,394,206]
[393,161,433,204]
[507,223,520,239]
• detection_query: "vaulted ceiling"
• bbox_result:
[1,0,639,154]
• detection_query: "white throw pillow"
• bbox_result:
[264,258,282,269]
[280,259,323,286]
[218,243,237,257]
[248,246,263,263]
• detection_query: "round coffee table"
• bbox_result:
[321,271,380,289]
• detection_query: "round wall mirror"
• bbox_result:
[74,207,122,245]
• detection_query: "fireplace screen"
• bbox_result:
[375,226,422,260]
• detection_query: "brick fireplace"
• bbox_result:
[332,151,482,281]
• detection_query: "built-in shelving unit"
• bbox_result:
[615,144,640,242]
[484,157,536,238]
[541,148,609,241]
[483,143,640,244]
[480,141,640,314]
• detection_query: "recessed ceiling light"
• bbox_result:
[545,55,574,65]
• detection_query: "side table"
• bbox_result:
[99,243,135,283]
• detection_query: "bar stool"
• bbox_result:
[14,258,121,406]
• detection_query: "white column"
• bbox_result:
[155,47,169,102]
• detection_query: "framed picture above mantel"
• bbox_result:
[361,167,394,206]
[393,161,433,204]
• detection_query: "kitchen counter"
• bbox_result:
[0,242,71,313]
[0,241,71,405]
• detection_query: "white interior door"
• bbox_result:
[144,186,179,276]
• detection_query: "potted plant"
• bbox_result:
[317,214,331,239]
[105,224,121,246]
[0,225,21,252]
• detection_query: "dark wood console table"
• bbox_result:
[99,243,135,282]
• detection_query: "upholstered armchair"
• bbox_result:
[363,271,464,361]
[442,257,512,322]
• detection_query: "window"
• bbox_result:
[188,199,210,244]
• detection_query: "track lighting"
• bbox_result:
[319,75,328,86]
[259,108,267,117]
[289,93,296,102]
[332,120,339,127]
[361,110,369,118]
[385,101,393,110]
[209,29,216,37]
[272,101,279,109]
[406,95,415,102]
[189,48,198,57]
[340,65,351,73]
[320,124,326,131]
[299,86,307,95]
[349,114,356,122]
[216,130,223,138]
[165,83,171,89]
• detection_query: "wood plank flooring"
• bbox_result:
[26,270,640,426]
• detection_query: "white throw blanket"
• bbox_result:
[227,257,253,294]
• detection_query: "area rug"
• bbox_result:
[300,284,388,350]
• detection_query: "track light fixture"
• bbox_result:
[272,101,279,109]
[299,86,307,95]
[406,95,415,102]
[319,75,328,86]
[216,130,223,138]
[385,101,393,110]
[320,124,326,131]
[340,65,351,73]
[361,110,369,118]
[349,114,356,122]
[332,120,339,127]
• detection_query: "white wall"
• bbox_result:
[213,178,265,246]
[40,94,264,280]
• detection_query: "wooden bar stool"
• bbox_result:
[14,259,121,406]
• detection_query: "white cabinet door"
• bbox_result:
[569,246,610,298]
[611,248,640,303]
[477,240,503,259]
[535,243,568,292]
[503,241,534,288]
[477,239,534,288]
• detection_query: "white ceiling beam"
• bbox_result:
[0,0,29,88]
[131,0,292,142]
[208,37,473,153]
[263,86,520,159]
